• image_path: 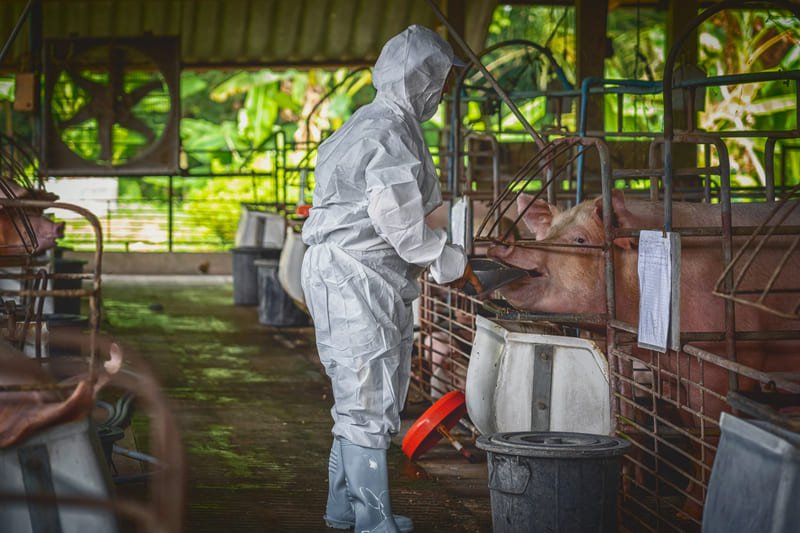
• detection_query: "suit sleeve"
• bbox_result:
[364,137,466,284]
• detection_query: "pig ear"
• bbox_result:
[592,190,637,250]
[497,216,520,242]
[517,193,560,240]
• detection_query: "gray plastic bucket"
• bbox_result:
[254,259,308,326]
[702,413,800,533]
[476,431,631,533]
[231,247,281,306]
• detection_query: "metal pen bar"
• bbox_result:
[0,0,33,65]
[424,0,545,147]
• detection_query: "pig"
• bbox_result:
[488,189,800,339]
[0,341,123,448]
[0,210,65,255]
[487,190,800,518]
[0,177,64,255]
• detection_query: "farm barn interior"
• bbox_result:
[0,0,799,531]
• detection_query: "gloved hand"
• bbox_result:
[447,262,484,295]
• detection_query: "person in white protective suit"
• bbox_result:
[301,24,480,533]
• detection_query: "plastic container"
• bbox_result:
[255,259,308,326]
[466,315,610,436]
[232,247,281,306]
[477,431,631,533]
[277,227,307,308]
[702,413,800,533]
[0,418,117,532]
[234,205,286,248]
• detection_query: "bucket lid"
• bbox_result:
[476,431,631,458]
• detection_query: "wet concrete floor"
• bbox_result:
[99,275,492,532]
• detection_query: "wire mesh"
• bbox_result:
[412,280,489,402]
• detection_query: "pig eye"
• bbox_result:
[575,236,586,245]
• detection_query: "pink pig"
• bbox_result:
[488,190,800,337]
[0,178,64,255]
[0,342,123,448]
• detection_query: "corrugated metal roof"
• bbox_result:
[0,0,497,70]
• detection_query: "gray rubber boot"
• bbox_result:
[324,438,356,529]
[339,439,414,533]
[324,438,414,532]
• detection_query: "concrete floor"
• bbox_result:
[99,275,493,533]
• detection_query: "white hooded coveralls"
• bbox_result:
[301,25,467,449]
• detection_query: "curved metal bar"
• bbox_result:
[425,0,545,148]
[467,38,574,91]
[449,38,575,192]
[0,198,103,380]
[303,67,371,146]
[662,0,800,222]
[664,0,800,142]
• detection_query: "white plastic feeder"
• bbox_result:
[466,315,611,436]
[235,206,286,249]
[278,227,308,308]
[0,418,117,532]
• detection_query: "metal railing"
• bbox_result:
[50,176,281,252]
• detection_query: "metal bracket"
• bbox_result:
[531,344,554,431]
[19,443,63,533]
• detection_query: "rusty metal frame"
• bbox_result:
[413,281,484,401]
[0,198,184,531]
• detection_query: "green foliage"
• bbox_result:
[606,7,666,81]
[697,8,800,187]
[478,4,800,191]
[477,5,577,134]
[183,177,265,244]
[176,68,375,243]
[486,4,576,83]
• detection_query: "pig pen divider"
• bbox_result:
[0,198,185,532]
[419,148,799,531]
[413,2,800,529]
[0,199,103,370]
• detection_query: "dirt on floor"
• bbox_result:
[95,275,492,533]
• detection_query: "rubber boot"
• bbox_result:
[324,439,414,532]
[339,439,414,533]
[324,438,355,528]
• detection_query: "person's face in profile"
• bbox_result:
[440,67,457,103]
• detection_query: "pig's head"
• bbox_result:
[488,190,636,314]
[0,210,65,255]
[29,215,66,253]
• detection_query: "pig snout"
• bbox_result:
[487,243,546,277]
[487,242,511,260]
[32,217,65,253]
[55,220,66,239]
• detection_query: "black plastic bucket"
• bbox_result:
[53,257,86,315]
[255,259,308,326]
[476,431,631,533]
[231,247,281,306]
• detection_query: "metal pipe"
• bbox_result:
[683,344,800,394]
[764,137,777,202]
[0,0,34,66]
[424,0,545,147]
[168,175,174,252]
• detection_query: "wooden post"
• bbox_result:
[576,0,608,135]
[667,0,702,194]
